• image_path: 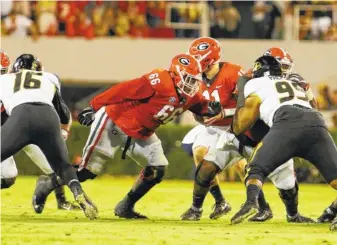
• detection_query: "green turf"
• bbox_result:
[1,176,336,245]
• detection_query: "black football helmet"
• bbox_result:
[252,55,282,78]
[12,54,42,73]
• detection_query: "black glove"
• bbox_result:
[78,107,95,126]
[208,101,222,117]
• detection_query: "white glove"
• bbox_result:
[61,128,69,141]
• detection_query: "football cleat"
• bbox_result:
[55,186,81,210]
[75,192,99,220]
[287,213,315,223]
[114,200,147,219]
[57,200,81,211]
[249,203,273,222]
[330,218,337,231]
[32,175,53,214]
[181,207,202,221]
[317,206,337,223]
[209,200,231,220]
[231,200,259,224]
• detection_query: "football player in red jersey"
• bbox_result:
[180,39,313,223]
[33,53,224,219]
[181,37,245,220]
[232,47,316,223]
[181,38,273,221]
[0,49,10,75]
[0,49,79,211]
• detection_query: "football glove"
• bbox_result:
[208,101,223,117]
[78,107,95,126]
[204,101,224,126]
[61,128,69,140]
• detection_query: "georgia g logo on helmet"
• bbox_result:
[179,57,190,66]
[197,42,209,51]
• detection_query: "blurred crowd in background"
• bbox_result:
[317,83,337,110]
[1,0,336,125]
[1,0,337,40]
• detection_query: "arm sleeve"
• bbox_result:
[52,90,71,124]
[236,76,251,109]
[90,77,155,111]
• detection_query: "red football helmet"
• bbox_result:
[188,37,221,72]
[263,47,293,77]
[1,49,10,75]
[169,54,202,97]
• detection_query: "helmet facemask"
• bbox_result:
[175,65,201,97]
[277,57,293,78]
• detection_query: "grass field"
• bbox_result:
[1,176,336,245]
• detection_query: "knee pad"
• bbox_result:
[77,169,97,182]
[195,161,219,188]
[1,177,16,189]
[279,182,299,201]
[141,166,166,184]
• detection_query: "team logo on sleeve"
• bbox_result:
[178,58,190,66]
[197,42,209,51]
[169,97,176,104]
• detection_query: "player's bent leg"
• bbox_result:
[78,107,118,178]
[1,157,18,189]
[230,165,262,224]
[182,137,236,221]
[32,105,98,220]
[299,127,337,223]
[231,128,297,224]
[115,165,166,219]
[115,133,167,219]
[240,145,273,223]
[268,160,314,223]
[47,108,114,216]
[193,145,227,218]
[23,144,79,210]
[181,160,220,221]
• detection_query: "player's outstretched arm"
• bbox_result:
[90,77,155,111]
[232,95,261,135]
[52,90,72,139]
[236,76,251,109]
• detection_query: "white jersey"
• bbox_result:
[0,69,60,115]
[244,76,312,127]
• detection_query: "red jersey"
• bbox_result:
[90,69,208,139]
[200,62,244,126]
